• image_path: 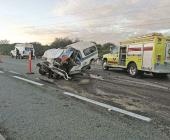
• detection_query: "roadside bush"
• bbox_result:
[0,38,116,58]
[0,44,15,55]
[96,43,116,58]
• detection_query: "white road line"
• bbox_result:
[0,134,5,140]
[13,76,44,86]
[0,71,4,74]
[9,70,21,75]
[64,92,152,122]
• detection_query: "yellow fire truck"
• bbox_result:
[102,33,170,77]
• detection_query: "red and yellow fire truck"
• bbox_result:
[102,33,170,77]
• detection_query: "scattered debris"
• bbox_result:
[89,74,104,80]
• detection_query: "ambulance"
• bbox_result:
[102,33,170,77]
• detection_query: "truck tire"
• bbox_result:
[102,60,109,70]
[128,63,138,77]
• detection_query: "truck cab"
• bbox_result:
[103,46,127,70]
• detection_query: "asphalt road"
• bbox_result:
[0,56,170,140]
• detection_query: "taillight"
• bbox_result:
[156,55,161,63]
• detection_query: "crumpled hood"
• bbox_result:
[43,48,64,59]
[42,48,65,64]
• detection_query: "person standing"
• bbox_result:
[31,49,33,59]
[16,48,19,59]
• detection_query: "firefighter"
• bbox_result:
[31,49,33,59]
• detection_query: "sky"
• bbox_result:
[0,0,170,45]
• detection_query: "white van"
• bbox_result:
[37,41,98,80]
[66,41,98,73]
[11,43,35,59]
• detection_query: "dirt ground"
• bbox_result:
[38,63,170,137]
[1,56,170,139]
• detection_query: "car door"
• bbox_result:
[166,42,170,62]
[107,47,119,65]
[70,50,83,72]
[81,46,97,66]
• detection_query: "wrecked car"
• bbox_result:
[37,41,98,80]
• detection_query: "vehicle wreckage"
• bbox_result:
[37,41,98,80]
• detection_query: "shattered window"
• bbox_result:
[83,46,96,56]
[25,47,33,51]
[63,48,74,57]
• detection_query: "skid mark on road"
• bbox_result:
[8,71,21,75]
[0,71,4,74]
[0,134,5,140]
[88,74,170,90]
[105,77,170,90]
[64,92,152,122]
[13,76,44,86]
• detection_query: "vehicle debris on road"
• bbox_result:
[89,74,104,80]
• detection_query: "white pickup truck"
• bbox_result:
[11,43,35,59]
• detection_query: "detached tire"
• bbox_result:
[128,63,138,77]
[102,60,109,70]
[39,68,46,75]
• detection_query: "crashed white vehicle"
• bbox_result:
[37,41,98,80]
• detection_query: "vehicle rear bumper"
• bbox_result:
[22,54,35,58]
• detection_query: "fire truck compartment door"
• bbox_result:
[166,43,170,62]
[142,43,154,70]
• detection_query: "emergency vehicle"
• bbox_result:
[102,33,170,77]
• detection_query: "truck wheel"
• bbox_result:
[102,60,109,70]
[128,63,138,77]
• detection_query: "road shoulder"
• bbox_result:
[0,134,5,140]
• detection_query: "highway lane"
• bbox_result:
[0,56,170,139]
[1,71,169,139]
[0,55,39,75]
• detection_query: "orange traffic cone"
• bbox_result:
[26,52,34,74]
